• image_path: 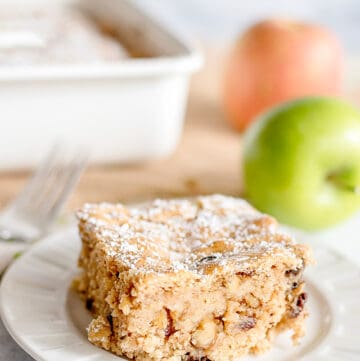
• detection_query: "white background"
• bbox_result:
[136,0,360,52]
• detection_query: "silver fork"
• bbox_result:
[0,145,87,243]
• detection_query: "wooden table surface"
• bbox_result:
[0,51,244,210]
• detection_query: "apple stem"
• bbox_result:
[327,173,359,194]
[342,185,359,193]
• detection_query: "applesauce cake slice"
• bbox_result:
[75,195,313,361]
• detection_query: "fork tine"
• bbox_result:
[28,153,88,229]
[26,157,69,216]
[10,145,64,212]
[41,155,88,227]
[0,145,88,243]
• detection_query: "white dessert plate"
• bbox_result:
[0,227,359,361]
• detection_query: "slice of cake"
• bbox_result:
[75,195,313,361]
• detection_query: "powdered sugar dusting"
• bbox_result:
[77,195,299,275]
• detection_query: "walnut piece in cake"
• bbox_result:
[75,195,313,361]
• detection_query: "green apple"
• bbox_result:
[243,97,360,230]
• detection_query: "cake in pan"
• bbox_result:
[0,7,128,66]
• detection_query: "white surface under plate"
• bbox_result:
[0,227,360,361]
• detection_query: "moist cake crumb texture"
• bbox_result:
[75,195,313,361]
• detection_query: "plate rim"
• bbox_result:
[0,228,77,361]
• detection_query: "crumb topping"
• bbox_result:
[77,195,300,275]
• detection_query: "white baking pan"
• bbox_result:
[0,0,202,169]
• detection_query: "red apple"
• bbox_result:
[223,19,344,131]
